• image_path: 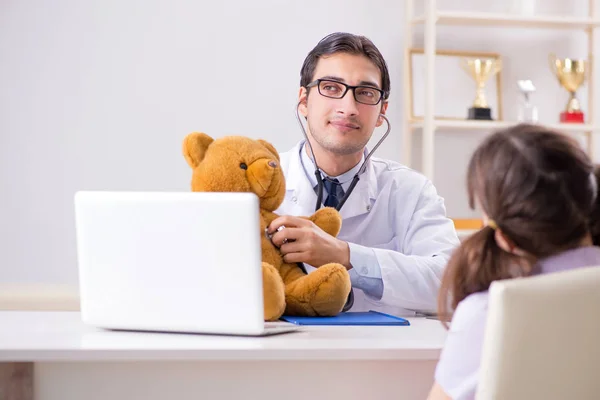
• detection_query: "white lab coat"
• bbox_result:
[275,141,460,317]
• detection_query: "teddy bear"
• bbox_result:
[182,133,352,321]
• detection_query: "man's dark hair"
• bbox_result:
[300,32,391,101]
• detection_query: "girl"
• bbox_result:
[428,124,600,400]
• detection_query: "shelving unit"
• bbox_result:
[410,119,597,132]
[403,0,599,181]
[411,11,600,30]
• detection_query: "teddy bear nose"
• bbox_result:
[268,160,277,168]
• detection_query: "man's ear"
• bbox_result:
[376,101,389,127]
[182,132,214,168]
[258,139,280,161]
[298,87,308,118]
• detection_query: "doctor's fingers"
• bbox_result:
[268,215,311,234]
[282,251,310,265]
[271,227,305,247]
[278,240,304,256]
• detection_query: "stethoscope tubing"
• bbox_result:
[294,102,391,212]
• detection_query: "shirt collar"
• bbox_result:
[537,246,600,274]
[299,140,366,193]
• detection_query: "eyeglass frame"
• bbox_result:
[305,79,385,106]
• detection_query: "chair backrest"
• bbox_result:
[476,266,600,400]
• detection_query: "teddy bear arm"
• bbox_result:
[308,207,342,237]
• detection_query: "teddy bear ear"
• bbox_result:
[182,132,214,168]
[257,139,280,162]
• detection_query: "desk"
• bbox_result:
[0,311,447,400]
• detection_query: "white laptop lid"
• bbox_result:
[74,191,265,335]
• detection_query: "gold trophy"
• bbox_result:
[549,54,587,123]
[460,58,502,120]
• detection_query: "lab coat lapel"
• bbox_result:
[283,142,379,219]
[284,142,320,216]
[338,159,378,220]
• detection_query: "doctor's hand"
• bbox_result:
[267,216,351,270]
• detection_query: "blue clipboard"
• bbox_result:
[280,310,410,326]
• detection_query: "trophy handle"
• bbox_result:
[493,59,502,75]
[459,58,471,76]
[548,53,559,77]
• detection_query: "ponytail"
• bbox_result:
[438,226,532,328]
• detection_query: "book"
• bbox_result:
[280,310,410,326]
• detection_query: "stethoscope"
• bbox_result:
[295,101,392,212]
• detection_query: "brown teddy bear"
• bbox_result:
[182,133,352,321]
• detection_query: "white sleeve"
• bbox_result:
[377,180,460,311]
[435,293,488,400]
[347,242,383,299]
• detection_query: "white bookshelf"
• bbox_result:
[410,119,599,133]
[411,11,600,30]
[402,0,598,180]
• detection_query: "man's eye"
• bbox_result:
[240,163,248,170]
[322,84,342,94]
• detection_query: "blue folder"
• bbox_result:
[280,311,410,326]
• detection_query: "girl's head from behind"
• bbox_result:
[439,124,597,323]
[589,165,600,246]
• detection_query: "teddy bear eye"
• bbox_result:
[240,163,248,170]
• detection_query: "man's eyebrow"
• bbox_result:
[358,79,381,88]
[319,75,381,89]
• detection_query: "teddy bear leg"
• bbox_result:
[262,262,286,321]
[283,263,351,316]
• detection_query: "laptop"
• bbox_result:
[74,191,301,336]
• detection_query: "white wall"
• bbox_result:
[1,0,598,284]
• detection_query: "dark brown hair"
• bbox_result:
[438,124,598,325]
[590,165,600,246]
[300,32,391,101]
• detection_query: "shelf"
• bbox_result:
[410,120,598,133]
[453,219,482,240]
[411,11,600,30]
[452,218,483,230]
[404,2,598,181]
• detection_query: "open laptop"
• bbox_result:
[74,191,300,336]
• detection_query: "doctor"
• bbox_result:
[268,32,460,316]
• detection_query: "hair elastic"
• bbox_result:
[487,220,498,230]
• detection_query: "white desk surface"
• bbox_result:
[0,311,448,362]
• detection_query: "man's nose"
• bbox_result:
[336,89,359,116]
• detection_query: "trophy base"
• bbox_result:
[560,111,585,123]
[468,107,493,120]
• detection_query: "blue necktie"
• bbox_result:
[322,177,354,311]
[323,178,344,209]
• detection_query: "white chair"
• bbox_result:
[476,266,600,400]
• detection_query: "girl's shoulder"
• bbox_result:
[450,291,489,332]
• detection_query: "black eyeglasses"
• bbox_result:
[306,79,384,105]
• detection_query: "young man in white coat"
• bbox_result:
[267,32,460,317]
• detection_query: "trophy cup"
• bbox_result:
[549,54,587,123]
[517,80,538,123]
[460,58,502,120]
